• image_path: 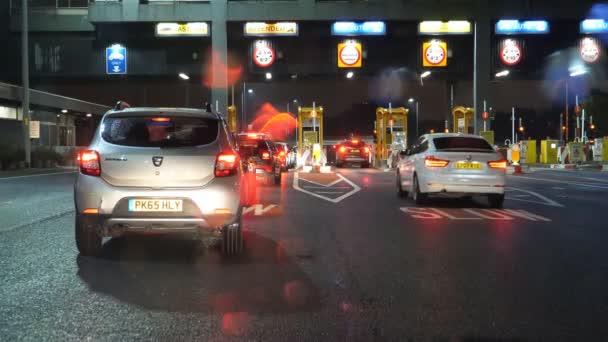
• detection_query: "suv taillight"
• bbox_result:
[78,150,101,177]
[261,151,271,160]
[215,152,238,177]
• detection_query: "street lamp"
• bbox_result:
[248,88,253,94]
[265,72,272,80]
[178,73,190,80]
[495,70,510,78]
[420,71,431,78]
[346,71,354,79]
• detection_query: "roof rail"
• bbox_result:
[113,101,131,111]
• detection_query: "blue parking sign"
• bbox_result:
[106,44,127,75]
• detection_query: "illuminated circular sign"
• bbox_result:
[580,37,601,64]
[253,45,275,67]
[338,43,361,66]
[423,41,446,66]
[500,39,522,66]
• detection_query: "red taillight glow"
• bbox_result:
[83,208,99,214]
[151,117,171,122]
[488,159,508,169]
[215,152,238,177]
[79,150,101,177]
[351,140,359,144]
[247,133,258,139]
[339,146,346,153]
[424,156,450,168]
[261,152,271,160]
[279,151,286,157]
[364,147,370,153]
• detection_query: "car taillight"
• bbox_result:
[215,152,238,177]
[279,151,286,157]
[339,146,346,153]
[261,151,271,160]
[424,156,449,168]
[488,159,508,169]
[364,147,370,154]
[79,150,101,177]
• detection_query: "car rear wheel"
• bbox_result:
[488,194,505,208]
[397,172,407,198]
[412,174,428,205]
[75,214,102,257]
[222,217,243,257]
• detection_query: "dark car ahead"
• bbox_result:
[235,133,283,185]
[336,138,371,168]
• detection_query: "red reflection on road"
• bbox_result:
[249,103,297,141]
[221,312,252,336]
[203,49,243,88]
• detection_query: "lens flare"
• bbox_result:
[203,49,243,88]
[249,103,298,141]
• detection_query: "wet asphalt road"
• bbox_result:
[1,168,608,341]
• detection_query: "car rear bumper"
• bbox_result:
[74,173,241,235]
[100,215,234,237]
[419,173,505,195]
[338,155,368,163]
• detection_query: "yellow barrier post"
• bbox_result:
[603,137,608,162]
[525,140,537,164]
[452,106,475,134]
[540,140,559,164]
[226,105,237,133]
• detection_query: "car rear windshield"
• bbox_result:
[433,137,494,152]
[101,115,218,147]
[237,139,267,158]
[344,140,365,147]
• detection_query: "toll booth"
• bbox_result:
[452,106,474,134]
[227,105,237,133]
[540,140,559,164]
[520,140,537,164]
[298,106,324,153]
[375,107,408,164]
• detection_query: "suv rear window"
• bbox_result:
[433,137,494,152]
[101,115,218,147]
[237,139,268,158]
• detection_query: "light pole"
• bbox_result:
[408,98,419,137]
[22,0,31,167]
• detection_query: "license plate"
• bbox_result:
[128,199,183,212]
[455,162,482,169]
[350,149,360,153]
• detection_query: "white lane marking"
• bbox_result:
[315,191,346,194]
[0,171,76,180]
[552,187,566,190]
[463,209,514,220]
[302,185,352,189]
[513,194,531,198]
[242,204,277,216]
[506,187,565,208]
[514,176,608,190]
[578,176,608,184]
[0,201,12,206]
[293,172,361,203]
[430,208,482,220]
[401,207,552,222]
[298,177,342,188]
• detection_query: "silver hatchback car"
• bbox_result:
[74,104,244,257]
